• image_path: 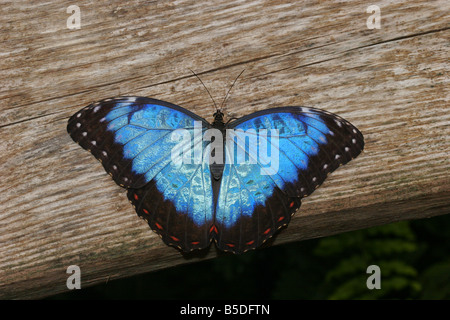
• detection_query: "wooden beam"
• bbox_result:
[0,0,449,299]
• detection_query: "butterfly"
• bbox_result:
[67,95,364,254]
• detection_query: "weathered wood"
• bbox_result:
[1,0,449,299]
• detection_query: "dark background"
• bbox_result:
[50,213,450,299]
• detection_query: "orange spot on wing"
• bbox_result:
[289,201,295,208]
[191,241,200,245]
[134,194,139,200]
[226,243,235,248]
[155,222,163,230]
[143,209,149,214]
[263,228,271,235]
[246,240,255,245]
[278,216,285,222]
[170,235,179,242]
[209,224,218,234]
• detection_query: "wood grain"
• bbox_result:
[1,0,449,299]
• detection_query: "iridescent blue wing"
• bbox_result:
[127,153,214,252]
[214,107,364,253]
[67,97,214,252]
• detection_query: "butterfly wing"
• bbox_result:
[127,152,214,252]
[214,107,364,253]
[67,97,214,252]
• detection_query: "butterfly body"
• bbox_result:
[68,96,364,253]
[209,111,227,181]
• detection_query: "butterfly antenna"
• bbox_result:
[219,69,245,112]
[188,68,218,112]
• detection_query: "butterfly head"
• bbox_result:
[213,109,225,125]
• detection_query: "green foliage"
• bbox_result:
[314,221,421,299]
[411,214,450,299]
[419,260,450,299]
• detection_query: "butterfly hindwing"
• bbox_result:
[127,159,214,252]
[214,107,364,253]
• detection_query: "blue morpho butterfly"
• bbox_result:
[67,77,364,254]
